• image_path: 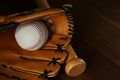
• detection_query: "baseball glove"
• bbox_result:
[0,8,74,80]
[0,8,73,50]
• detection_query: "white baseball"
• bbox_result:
[15,20,49,51]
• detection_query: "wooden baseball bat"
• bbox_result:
[65,45,86,77]
[35,0,87,77]
[35,0,50,9]
[0,16,5,24]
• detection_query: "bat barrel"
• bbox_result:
[65,45,86,77]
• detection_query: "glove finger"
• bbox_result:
[0,54,60,77]
[3,8,63,24]
[0,67,46,80]
[49,13,72,36]
[20,49,68,64]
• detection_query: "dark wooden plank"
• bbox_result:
[70,0,120,80]
[84,0,120,26]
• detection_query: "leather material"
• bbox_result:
[0,8,74,80]
[1,8,64,24]
[0,8,73,50]
[0,28,66,80]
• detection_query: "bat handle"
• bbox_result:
[35,0,50,9]
[0,16,5,24]
[65,45,86,77]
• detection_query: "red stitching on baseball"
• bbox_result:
[15,21,46,50]
[25,21,44,50]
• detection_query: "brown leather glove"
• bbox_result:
[0,8,73,80]
[0,8,73,50]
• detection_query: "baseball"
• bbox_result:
[15,20,49,51]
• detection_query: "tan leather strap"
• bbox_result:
[0,8,64,24]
